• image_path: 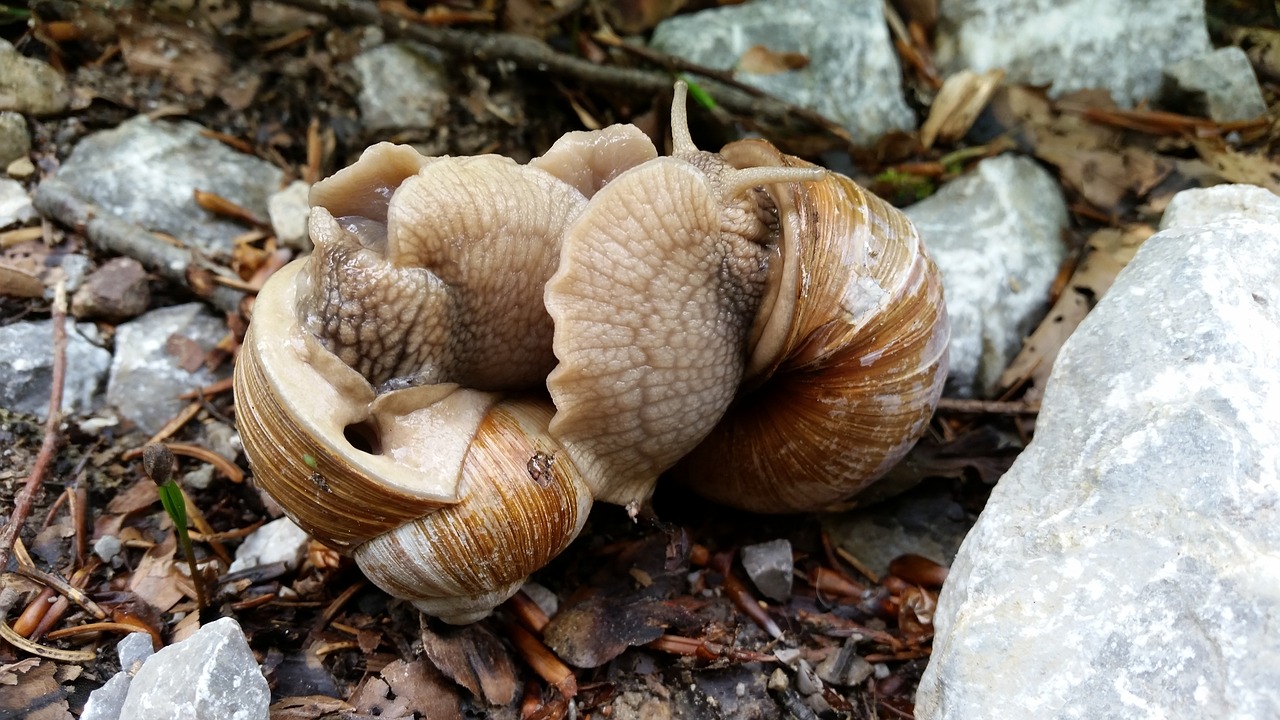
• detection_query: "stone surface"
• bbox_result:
[118,632,156,672]
[54,116,283,255]
[71,256,151,322]
[267,179,311,250]
[0,111,29,166]
[120,617,270,720]
[0,319,112,419]
[94,535,123,564]
[651,0,914,143]
[0,39,70,115]
[353,42,449,132]
[1159,183,1280,230]
[228,517,310,573]
[917,185,1280,719]
[106,303,229,434]
[935,0,1210,107]
[1161,47,1267,122]
[739,539,793,602]
[824,483,973,580]
[906,154,1068,397]
[81,671,132,720]
[0,176,35,227]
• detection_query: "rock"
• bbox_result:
[120,617,270,720]
[1160,183,1280,230]
[0,318,112,419]
[93,535,123,564]
[815,638,873,687]
[117,632,155,672]
[267,180,311,251]
[81,633,156,720]
[1161,47,1266,122]
[651,0,914,143]
[6,155,34,179]
[228,517,310,574]
[0,177,35,227]
[81,672,133,720]
[202,421,241,465]
[353,42,449,132]
[906,154,1068,397]
[916,185,1280,719]
[54,116,283,256]
[0,39,70,115]
[106,303,229,434]
[0,111,30,166]
[739,539,793,602]
[824,483,973,581]
[935,0,1210,107]
[71,256,151,322]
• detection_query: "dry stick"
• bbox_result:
[0,284,69,571]
[273,0,849,140]
[32,180,245,314]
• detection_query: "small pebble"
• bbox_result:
[740,538,794,602]
[93,535,122,564]
[6,156,34,179]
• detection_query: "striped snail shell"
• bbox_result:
[232,83,948,623]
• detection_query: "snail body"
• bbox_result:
[233,84,949,623]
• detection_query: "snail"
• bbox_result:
[233,83,949,623]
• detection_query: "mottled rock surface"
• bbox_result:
[0,176,35,227]
[651,0,914,143]
[935,0,1210,107]
[906,154,1068,397]
[917,185,1280,719]
[353,42,449,132]
[54,116,283,255]
[0,39,70,115]
[228,517,310,573]
[0,111,29,166]
[0,318,112,419]
[1161,47,1267,122]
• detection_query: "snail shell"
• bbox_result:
[233,83,948,622]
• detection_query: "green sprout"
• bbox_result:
[678,75,718,112]
[143,443,206,611]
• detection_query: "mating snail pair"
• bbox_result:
[233,83,950,623]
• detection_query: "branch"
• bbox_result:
[274,0,851,141]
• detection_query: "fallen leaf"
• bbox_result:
[420,622,517,705]
[1193,139,1280,193]
[920,69,1004,148]
[737,44,810,74]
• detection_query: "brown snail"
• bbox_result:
[233,83,949,623]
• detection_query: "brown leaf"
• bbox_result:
[737,45,810,74]
[127,530,185,613]
[380,658,464,720]
[543,594,695,668]
[0,660,71,720]
[420,622,517,705]
[165,333,208,373]
[268,695,353,720]
[1194,140,1280,193]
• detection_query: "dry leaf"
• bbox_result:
[1193,140,1280,193]
[737,44,810,74]
[420,622,517,705]
[920,69,1004,148]
[0,261,44,298]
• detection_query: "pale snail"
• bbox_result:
[232,82,949,623]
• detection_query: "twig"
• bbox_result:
[0,283,69,571]
[32,179,245,314]
[935,397,1040,415]
[273,0,851,142]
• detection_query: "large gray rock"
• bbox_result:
[107,303,229,434]
[935,0,1210,107]
[353,42,449,132]
[0,111,30,166]
[917,185,1280,719]
[0,319,111,418]
[0,39,70,115]
[1161,47,1267,122]
[906,154,1068,397]
[0,177,35,227]
[120,617,269,720]
[1159,183,1280,230]
[651,0,914,144]
[55,116,283,255]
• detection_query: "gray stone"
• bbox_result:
[81,671,132,720]
[107,303,229,434]
[906,154,1068,397]
[48,253,94,296]
[55,116,283,255]
[0,111,30,166]
[0,39,70,115]
[0,319,111,419]
[0,177,35,227]
[353,42,449,132]
[93,535,122,564]
[917,185,1280,719]
[202,421,241,465]
[120,617,270,720]
[739,539,793,602]
[117,632,155,672]
[1160,183,1280,231]
[1161,47,1266,122]
[228,517,310,573]
[815,638,873,687]
[651,0,914,144]
[267,180,311,251]
[824,483,972,580]
[935,0,1210,107]
[71,256,151,322]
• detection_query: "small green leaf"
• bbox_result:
[679,75,718,111]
